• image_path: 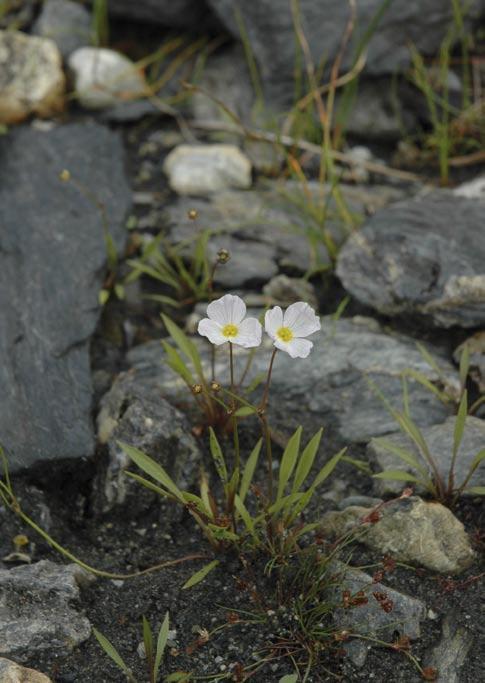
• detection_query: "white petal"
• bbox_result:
[283,302,321,338]
[198,318,226,345]
[274,337,313,358]
[207,294,246,325]
[232,317,262,348]
[264,306,283,340]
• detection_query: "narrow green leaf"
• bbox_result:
[372,438,429,479]
[416,342,446,380]
[209,428,227,484]
[396,413,431,460]
[239,439,262,504]
[142,616,154,668]
[453,390,467,460]
[154,612,170,681]
[234,406,257,417]
[464,486,485,495]
[165,673,192,682]
[292,428,323,493]
[182,560,219,590]
[402,369,448,403]
[125,471,171,499]
[269,492,303,515]
[119,441,185,503]
[312,447,346,489]
[279,675,298,683]
[244,372,266,395]
[92,629,133,678]
[105,233,118,270]
[127,259,181,291]
[459,344,470,389]
[161,314,204,379]
[277,427,302,500]
[234,495,259,544]
[162,341,195,386]
[98,288,110,306]
[373,470,423,483]
[145,294,182,308]
[468,449,485,473]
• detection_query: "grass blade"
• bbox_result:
[209,427,227,484]
[182,560,219,590]
[154,612,170,681]
[119,441,185,503]
[277,427,302,500]
[92,629,135,681]
[292,428,323,493]
[373,470,423,483]
[239,439,262,504]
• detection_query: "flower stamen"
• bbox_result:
[222,323,238,338]
[276,326,293,342]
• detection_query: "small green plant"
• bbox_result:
[92,0,109,47]
[93,613,172,683]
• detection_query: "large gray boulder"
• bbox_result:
[337,191,485,328]
[0,123,131,472]
[33,0,92,59]
[207,0,484,107]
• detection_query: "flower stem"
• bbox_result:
[229,342,240,472]
[260,348,278,412]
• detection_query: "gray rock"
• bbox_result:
[369,415,485,496]
[209,236,278,288]
[33,0,92,59]
[329,560,426,666]
[0,658,52,683]
[207,0,483,108]
[163,144,252,196]
[126,316,459,446]
[322,497,476,574]
[454,175,485,200]
[0,30,65,124]
[425,611,474,683]
[0,561,93,662]
[0,123,131,472]
[263,275,318,309]
[68,47,147,109]
[337,191,485,328]
[94,368,202,514]
[106,0,218,30]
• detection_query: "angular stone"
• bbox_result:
[263,275,318,309]
[322,497,476,574]
[207,0,482,107]
[369,416,485,496]
[424,612,474,683]
[337,191,485,328]
[329,560,426,666]
[0,123,131,472]
[33,0,92,59]
[68,47,147,109]
[95,368,202,514]
[0,659,52,683]
[125,316,459,446]
[0,30,65,124]
[0,561,93,662]
[163,145,252,196]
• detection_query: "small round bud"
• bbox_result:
[210,381,221,393]
[217,248,230,264]
[191,383,203,395]
[188,209,198,220]
[59,169,71,182]
[13,534,29,549]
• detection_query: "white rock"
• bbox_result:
[68,47,146,109]
[0,30,65,124]
[453,175,485,199]
[163,144,252,196]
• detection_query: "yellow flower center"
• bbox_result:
[277,326,293,342]
[222,323,238,338]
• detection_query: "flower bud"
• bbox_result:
[59,169,71,182]
[210,381,221,393]
[191,383,203,395]
[188,209,198,220]
[217,248,230,264]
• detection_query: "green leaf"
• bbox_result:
[373,470,423,483]
[239,439,262,504]
[277,427,302,500]
[162,341,195,386]
[372,438,429,480]
[145,294,182,308]
[464,486,485,495]
[453,390,467,460]
[312,447,346,489]
[395,413,431,460]
[244,372,266,395]
[165,673,192,682]
[234,495,259,544]
[268,492,303,515]
[292,428,323,493]
[209,428,227,484]
[161,314,204,380]
[127,259,181,291]
[459,344,470,389]
[416,342,446,380]
[98,288,110,306]
[92,629,134,680]
[279,675,298,683]
[467,449,485,473]
[402,369,449,403]
[154,612,170,681]
[182,560,219,590]
[143,616,154,668]
[119,441,185,503]
[125,471,171,499]
[105,233,118,271]
[234,406,257,417]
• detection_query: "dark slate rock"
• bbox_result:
[0,123,131,472]
[207,0,483,107]
[0,561,93,662]
[337,191,485,328]
[106,0,219,30]
[125,316,459,447]
[33,0,92,59]
[94,368,202,516]
[425,611,474,683]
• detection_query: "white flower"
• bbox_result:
[198,294,262,348]
[265,302,321,358]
